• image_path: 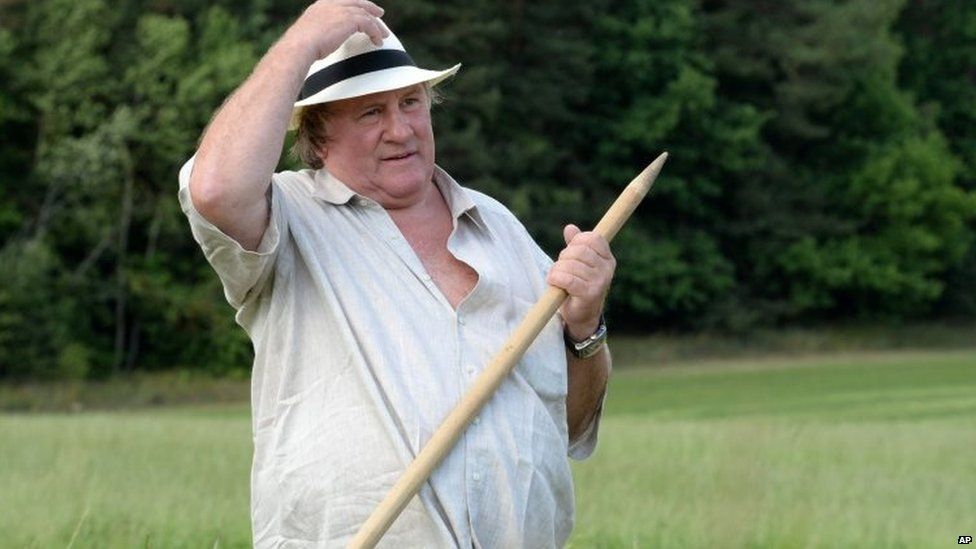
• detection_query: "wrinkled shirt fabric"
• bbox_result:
[178,159,602,548]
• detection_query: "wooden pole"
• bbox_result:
[348,152,669,548]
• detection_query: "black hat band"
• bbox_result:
[298,49,417,101]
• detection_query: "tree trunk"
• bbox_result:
[112,153,134,374]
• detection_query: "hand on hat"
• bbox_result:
[547,224,616,341]
[288,0,390,59]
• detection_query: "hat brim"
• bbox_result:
[289,63,461,130]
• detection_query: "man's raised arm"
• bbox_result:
[188,0,388,250]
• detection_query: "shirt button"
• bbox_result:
[473,416,480,425]
[458,316,465,325]
[472,472,481,482]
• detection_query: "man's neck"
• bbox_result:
[387,178,450,232]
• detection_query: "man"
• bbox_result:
[178,1,615,546]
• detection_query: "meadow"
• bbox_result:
[1,349,974,547]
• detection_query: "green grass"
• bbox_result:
[570,351,976,548]
[1,350,974,547]
[0,371,250,413]
[0,408,252,548]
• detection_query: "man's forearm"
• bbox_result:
[189,34,317,247]
[566,343,610,441]
[197,36,314,193]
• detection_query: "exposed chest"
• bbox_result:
[395,215,478,310]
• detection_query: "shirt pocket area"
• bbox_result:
[509,293,568,404]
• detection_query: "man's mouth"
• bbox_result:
[382,152,415,161]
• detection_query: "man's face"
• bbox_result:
[319,84,436,209]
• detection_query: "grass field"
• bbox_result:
[1,349,974,547]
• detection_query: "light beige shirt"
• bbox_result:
[178,159,602,548]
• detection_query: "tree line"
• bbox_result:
[1,0,973,380]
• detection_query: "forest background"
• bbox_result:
[1,0,974,381]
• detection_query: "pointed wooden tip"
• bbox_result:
[591,150,670,241]
[627,151,669,197]
[648,151,668,176]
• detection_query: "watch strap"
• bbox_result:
[564,315,607,359]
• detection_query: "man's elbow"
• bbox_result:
[189,169,230,221]
[189,170,260,229]
[189,170,270,251]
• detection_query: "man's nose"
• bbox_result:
[383,109,412,141]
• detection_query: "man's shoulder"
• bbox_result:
[463,187,515,217]
[434,165,524,230]
[268,168,341,211]
[460,186,546,252]
[463,186,528,232]
[271,168,317,193]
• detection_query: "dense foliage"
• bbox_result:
[1,0,973,379]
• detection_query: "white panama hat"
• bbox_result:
[289,20,461,129]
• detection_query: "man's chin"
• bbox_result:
[368,174,432,206]
[382,165,434,188]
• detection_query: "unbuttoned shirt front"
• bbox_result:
[178,159,602,548]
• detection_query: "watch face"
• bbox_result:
[564,316,607,358]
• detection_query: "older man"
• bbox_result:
[179,0,615,546]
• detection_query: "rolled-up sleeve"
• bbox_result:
[177,156,285,309]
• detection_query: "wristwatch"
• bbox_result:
[564,315,608,359]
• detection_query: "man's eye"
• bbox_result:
[360,108,380,119]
